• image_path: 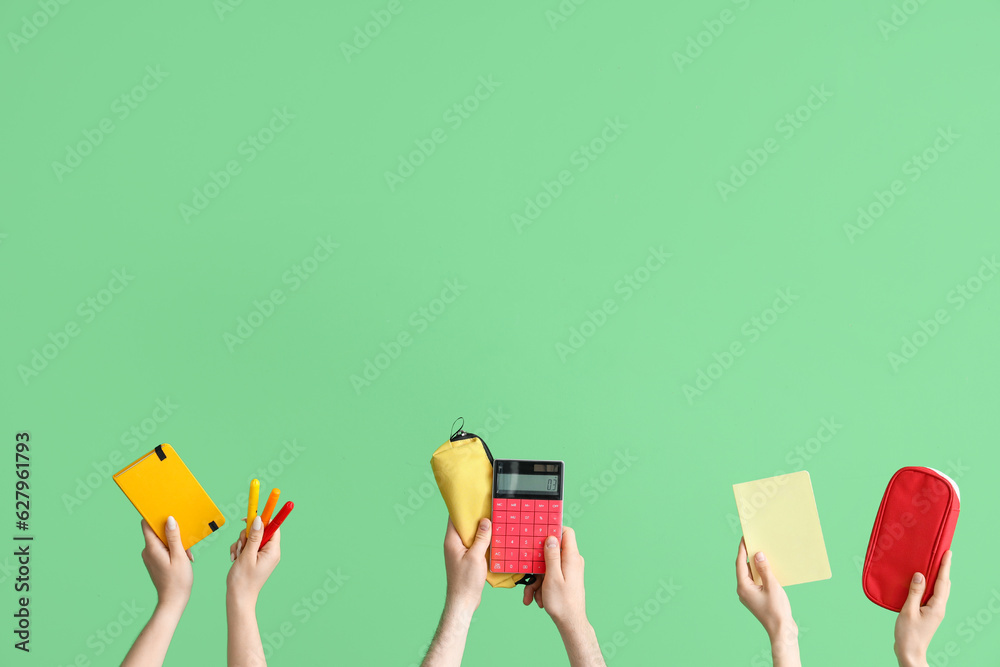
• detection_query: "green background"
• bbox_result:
[3,0,999,664]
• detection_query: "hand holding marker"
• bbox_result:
[227,481,289,666]
[241,479,293,551]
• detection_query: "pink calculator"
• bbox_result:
[490,459,564,575]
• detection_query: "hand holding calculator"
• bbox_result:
[490,459,564,576]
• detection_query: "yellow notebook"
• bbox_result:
[114,444,226,550]
[733,471,831,587]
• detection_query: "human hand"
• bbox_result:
[140,517,194,613]
[227,516,281,606]
[894,550,952,667]
[442,518,491,612]
[522,574,545,609]
[735,538,796,640]
[538,527,589,631]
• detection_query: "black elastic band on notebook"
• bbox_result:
[209,521,218,532]
[154,445,166,461]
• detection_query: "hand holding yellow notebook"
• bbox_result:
[114,444,226,550]
[733,471,831,587]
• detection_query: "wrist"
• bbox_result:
[443,595,479,621]
[154,597,187,620]
[444,589,480,616]
[767,620,798,644]
[894,645,928,667]
[226,588,259,611]
[553,611,592,636]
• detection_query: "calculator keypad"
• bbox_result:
[490,497,562,575]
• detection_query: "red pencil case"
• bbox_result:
[862,466,960,611]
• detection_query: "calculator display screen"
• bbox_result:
[496,473,559,494]
[492,459,563,500]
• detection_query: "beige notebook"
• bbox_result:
[733,471,832,586]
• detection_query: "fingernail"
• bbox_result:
[545,536,558,548]
[252,516,262,531]
[913,572,923,584]
[755,551,766,562]
[231,552,235,562]
[166,516,177,530]
[236,542,242,557]
[480,518,490,531]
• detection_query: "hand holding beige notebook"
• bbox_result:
[733,471,832,586]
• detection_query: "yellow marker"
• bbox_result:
[260,488,281,527]
[247,479,260,534]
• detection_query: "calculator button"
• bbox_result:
[492,522,505,535]
[533,549,544,560]
[535,500,548,511]
[506,536,519,548]
[534,513,546,524]
[533,537,545,549]
[520,537,532,548]
[521,512,533,523]
[547,512,561,524]
[506,549,518,561]
[519,562,533,573]
[520,549,532,561]
[521,525,533,536]
[535,525,547,536]
[508,500,519,510]
[505,562,518,572]
[549,501,562,512]
[533,561,546,574]
[548,525,561,537]
[493,499,505,511]
[491,561,504,572]
[522,500,534,511]
[492,548,505,561]
[507,512,520,523]
[493,536,504,548]
[507,524,521,535]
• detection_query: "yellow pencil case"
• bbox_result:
[431,421,527,588]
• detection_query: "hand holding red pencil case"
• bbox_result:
[862,466,960,611]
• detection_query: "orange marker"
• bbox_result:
[260,488,281,527]
[246,479,260,534]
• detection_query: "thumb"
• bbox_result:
[754,551,778,589]
[543,536,563,579]
[901,572,926,615]
[467,518,491,559]
[243,516,264,559]
[164,516,185,560]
